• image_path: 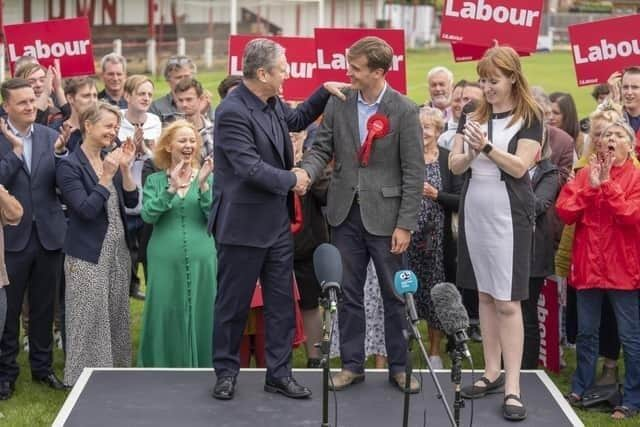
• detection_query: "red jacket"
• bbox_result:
[556,158,640,290]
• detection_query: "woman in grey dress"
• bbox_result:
[56,102,138,385]
[449,47,543,421]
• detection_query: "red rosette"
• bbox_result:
[358,113,390,167]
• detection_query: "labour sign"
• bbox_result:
[228,35,316,101]
[314,28,407,94]
[569,14,640,86]
[440,0,543,53]
[4,17,95,77]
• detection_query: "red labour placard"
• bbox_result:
[228,35,317,101]
[4,17,95,77]
[568,14,640,86]
[314,28,407,94]
[440,0,543,53]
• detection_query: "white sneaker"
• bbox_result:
[429,355,443,370]
[53,331,63,350]
[23,336,29,353]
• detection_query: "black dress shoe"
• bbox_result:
[130,289,146,300]
[212,376,236,400]
[33,373,68,390]
[0,381,15,400]
[264,376,312,399]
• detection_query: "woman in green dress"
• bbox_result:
[138,120,216,367]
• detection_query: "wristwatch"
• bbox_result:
[482,143,493,155]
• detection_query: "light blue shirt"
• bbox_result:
[357,83,388,145]
[8,120,34,172]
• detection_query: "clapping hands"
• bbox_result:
[168,159,192,193]
[0,118,23,156]
[198,156,214,191]
[588,151,613,188]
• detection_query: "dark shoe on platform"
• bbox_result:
[264,376,312,399]
[306,358,322,369]
[212,376,236,400]
[389,372,421,394]
[130,285,146,301]
[329,370,365,391]
[461,373,505,399]
[0,381,15,400]
[33,373,68,390]
[503,394,527,421]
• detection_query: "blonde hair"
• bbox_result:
[419,106,445,135]
[79,101,122,136]
[123,74,153,96]
[14,63,46,80]
[474,46,542,128]
[153,120,202,170]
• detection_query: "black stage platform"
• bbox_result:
[53,368,582,426]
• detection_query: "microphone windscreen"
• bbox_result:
[462,100,478,115]
[431,282,470,336]
[313,243,343,285]
[393,270,419,297]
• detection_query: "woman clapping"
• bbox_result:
[138,120,216,368]
[56,102,138,385]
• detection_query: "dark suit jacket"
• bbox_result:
[56,147,138,263]
[435,147,463,282]
[0,124,66,252]
[208,82,330,248]
[530,159,560,278]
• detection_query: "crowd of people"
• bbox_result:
[0,35,638,423]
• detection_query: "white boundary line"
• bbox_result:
[51,368,93,427]
[535,370,584,427]
[51,368,582,426]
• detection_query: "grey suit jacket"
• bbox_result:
[301,86,423,236]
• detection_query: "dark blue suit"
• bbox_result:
[56,148,138,264]
[0,124,66,382]
[208,83,329,379]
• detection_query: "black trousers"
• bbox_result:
[331,203,408,375]
[0,226,62,382]
[213,227,296,380]
[522,277,545,369]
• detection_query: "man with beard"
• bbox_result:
[424,66,454,122]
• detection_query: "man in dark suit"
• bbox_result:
[299,36,424,392]
[0,78,68,399]
[208,38,346,400]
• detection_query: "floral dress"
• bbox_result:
[408,160,445,330]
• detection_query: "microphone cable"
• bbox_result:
[327,314,339,427]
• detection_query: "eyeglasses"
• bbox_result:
[166,56,193,66]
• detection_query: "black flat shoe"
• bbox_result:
[33,373,67,390]
[0,381,15,400]
[503,394,527,421]
[212,376,236,400]
[461,373,505,399]
[264,376,312,399]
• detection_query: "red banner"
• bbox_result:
[314,28,407,94]
[440,0,543,53]
[538,278,560,373]
[451,42,531,62]
[4,17,95,78]
[228,35,317,101]
[568,14,640,87]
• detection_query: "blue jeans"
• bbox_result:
[572,289,640,410]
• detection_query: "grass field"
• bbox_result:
[0,48,630,426]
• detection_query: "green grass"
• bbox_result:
[1,48,626,426]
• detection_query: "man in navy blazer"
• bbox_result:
[0,79,68,399]
[208,38,346,400]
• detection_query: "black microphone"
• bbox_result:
[313,243,343,313]
[393,270,420,325]
[431,282,472,361]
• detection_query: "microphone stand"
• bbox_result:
[449,344,465,427]
[402,315,456,427]
[318,295,337,427]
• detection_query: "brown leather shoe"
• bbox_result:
[329,370,365,391]
[390,372,421,394]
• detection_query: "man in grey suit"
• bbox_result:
[298,36,423,392]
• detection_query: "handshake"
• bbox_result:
[292,167,311,196]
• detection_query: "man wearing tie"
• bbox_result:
[299,37,424,392]
[209,39,346,400]
[0,78,68,400]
